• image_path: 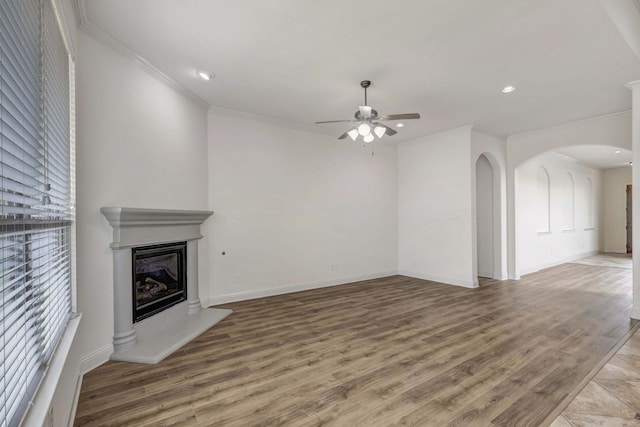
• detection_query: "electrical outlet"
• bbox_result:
[330,263,337,271]
[235,273,241,283]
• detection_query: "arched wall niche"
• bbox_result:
[472,150,506,280]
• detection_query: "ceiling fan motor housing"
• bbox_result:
[355,109,378,120]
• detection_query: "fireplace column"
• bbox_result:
[187,240,201,314]
[113,247,136,350]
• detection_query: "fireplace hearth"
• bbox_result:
[133,242,187,322]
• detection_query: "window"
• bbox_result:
[1,1,73,426]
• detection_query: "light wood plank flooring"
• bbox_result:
[75,261,636,426]
[552,327,640,426]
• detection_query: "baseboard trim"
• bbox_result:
[207,271,398,306]
[557,250,600,266]
[493,273,509,280]
[66,342,103,427]
[65,373,83,427]
[517,250,600,279]
[631,309,640,320]
[517,267,539,277]
[80,344,113,374]
[397,270,478,288]
[477,270,493,279]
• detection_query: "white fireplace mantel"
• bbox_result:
[101,207,214,248]
[101,207,231,364]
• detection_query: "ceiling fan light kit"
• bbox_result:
[315,80,420,143]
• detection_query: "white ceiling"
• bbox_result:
[553,145,632,170]
[81,0,640,143]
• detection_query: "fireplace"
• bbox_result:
[132,242,187,322]
[101,207,232,364]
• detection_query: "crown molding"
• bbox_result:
[72,0,210,110]
[469,125,507,140]
[208,105,339,137]
[626,80,640,90]
[507,110,632,139]
[400,124,474,146]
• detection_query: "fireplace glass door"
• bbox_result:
[132,242,187,322]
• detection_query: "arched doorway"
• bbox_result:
[476,154,494,278]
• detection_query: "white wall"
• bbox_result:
[515,152,602,275]
[53,31,209,426]
[398,126,476,287]
[603,166,632,253]
[206,109,398,303]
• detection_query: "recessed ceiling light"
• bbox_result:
[196,70,214,81]
[396,123,405,128]
[614,150,622,154]
[501,85,516,93]
[630,162,634,166]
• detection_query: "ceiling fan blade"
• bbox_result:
[374,122,398,136]
[379,113,421,121]
[338,127,359,140]
[315,119,353,124]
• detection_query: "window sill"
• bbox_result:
[584,227,595,231]
[562,229,576,233]
[537,231,552,235]
[21,312,82,427]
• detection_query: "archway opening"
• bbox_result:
[476,154,495,279]
[513,146,631,277]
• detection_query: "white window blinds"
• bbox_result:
[0,0,72,426]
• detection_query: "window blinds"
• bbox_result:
[0,0,72,426]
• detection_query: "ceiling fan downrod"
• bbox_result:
[361,80,371,106]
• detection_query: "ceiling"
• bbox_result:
[553,146,632,170]
[80,0,640,143]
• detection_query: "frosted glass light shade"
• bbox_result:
[358,123,371,136]
[363,133,374,143]
[347,129,359,141]
[374,126,386,138]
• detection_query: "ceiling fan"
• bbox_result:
[315,80,420,142]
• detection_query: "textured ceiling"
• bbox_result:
[81,0,640,144]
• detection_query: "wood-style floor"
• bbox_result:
[75,261,636,426]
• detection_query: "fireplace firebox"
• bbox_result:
[132,242,187,322]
